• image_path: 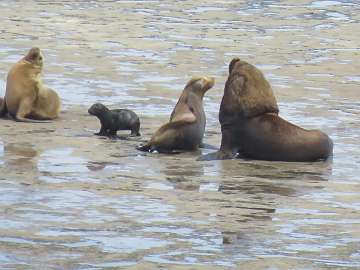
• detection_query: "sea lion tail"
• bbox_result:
[0,98,8,117]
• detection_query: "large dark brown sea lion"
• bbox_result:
[203,58,333,162]
[137,76,214,153]
[0,47,60,122]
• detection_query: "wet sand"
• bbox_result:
[1,1,360,269]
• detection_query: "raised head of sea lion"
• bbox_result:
[0,47,60,122]
[137,76,214,153]
[202,58,333,162]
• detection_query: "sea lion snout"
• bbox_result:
[186,76,215,95]
[201,76,215,92]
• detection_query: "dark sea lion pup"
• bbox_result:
[137,76,215,153]
[0,47,60,122]
[88,103,141,137]
[202,58,333,162]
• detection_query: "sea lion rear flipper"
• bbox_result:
[136,143,153,152]
[15,116,52,123]
[14,98,52,123]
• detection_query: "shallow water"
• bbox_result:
[0,1,360,269]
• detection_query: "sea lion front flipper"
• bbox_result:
[170,100,197,123]
[0,98,8,117]
[130,130,141,137]
[170,110,197,124]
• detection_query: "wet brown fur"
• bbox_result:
[0,47,60,122]
[137,76,214,153]
[205,58,333,162]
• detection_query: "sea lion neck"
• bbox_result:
[98,106,111,118]
[185,87,203,98]
[96,108,112,126]
[20,59,43,74]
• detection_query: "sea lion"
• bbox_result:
[203,58,333,162]
[137,76,214,153]
[88,103,141,137]
[0,47,60,122]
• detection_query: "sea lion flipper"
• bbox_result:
[170,100,197,123]
[171,112,196,124]
[0,98,8,117]
[136,143,154,152]
[14,116,51,123]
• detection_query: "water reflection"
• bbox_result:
[38,148,90,183]
[1,143,39,178]
[219,180,296,197]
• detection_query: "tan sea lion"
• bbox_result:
[202,58,333,162]
[0,47,60,122]
[137,76,214,153]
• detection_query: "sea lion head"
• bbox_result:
[88,103,108,116]
[23,47,44,68]
[221,58,279,118]
[184,76,215,97]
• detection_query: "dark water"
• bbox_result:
[0,1,359,269]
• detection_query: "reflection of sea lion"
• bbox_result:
[204,58,333,162]
[0,47,60,122]
[137,76,214,153]
[88,103,141,137]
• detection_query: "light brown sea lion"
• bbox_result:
[137,76,214,153]
[202,58,333,162]
[0,47,60,122]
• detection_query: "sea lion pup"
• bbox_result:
[0,47,60,122]
[137,76,215,153]
[88,103,141,137]
[202,58,333,162]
